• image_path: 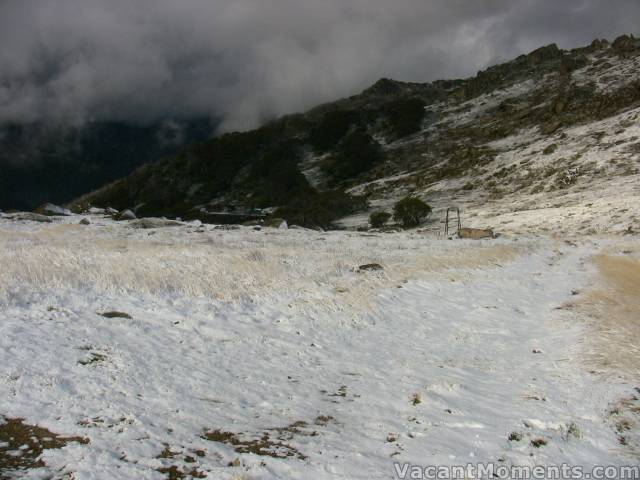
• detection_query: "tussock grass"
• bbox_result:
[577,251,640,377]
[0,221,520,315]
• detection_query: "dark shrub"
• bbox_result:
[248,141,312,206]
[276,190,367,229]
[191,123,285,193]
[393,197,432,228]
[322,129,381,183]
[369,211,391,227]
[309,110,360,152]
[380,97,426,140]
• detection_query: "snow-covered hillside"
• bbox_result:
[1,215,639,479]
[338,41,640,235]
[69,37,640,237]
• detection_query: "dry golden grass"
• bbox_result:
[578,252,640,377]
[0,221,520,315]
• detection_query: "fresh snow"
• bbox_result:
[344,101,640,235]
[1,215,638,479]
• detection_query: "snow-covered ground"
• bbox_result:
[1,215,639,479]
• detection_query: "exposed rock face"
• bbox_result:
[590,39,610,51]
[612,34,639,55]
[34,203,72,216]
[79,218,91,225]
[362,78,403,97]
[527,44,562,66]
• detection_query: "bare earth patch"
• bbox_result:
[0,416,89,479]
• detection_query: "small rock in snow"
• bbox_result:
[99,311,133,319]
[34,203,72,216]
[359,263,384,272]
[115,210,136,221]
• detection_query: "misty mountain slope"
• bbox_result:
[0,119,216,211]
[71,36,640,233]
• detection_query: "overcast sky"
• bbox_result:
[0,0,638,131]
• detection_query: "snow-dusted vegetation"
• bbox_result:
[1,215,639,479]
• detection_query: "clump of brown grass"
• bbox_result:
[578,254,640,376]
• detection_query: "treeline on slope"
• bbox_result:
[72,122,363,228]
[311,97,426,184]
[309,97,426,152]
[0,119,214,211]
[74,93,429,228]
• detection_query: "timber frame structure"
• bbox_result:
[444,207,461,237]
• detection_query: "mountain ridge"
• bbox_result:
[70,34,640,233]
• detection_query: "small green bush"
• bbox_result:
[393,197,432,228]
[369,211,391,228]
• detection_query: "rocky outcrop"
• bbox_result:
[115,209,136,221]
[527,44,562,66]
[612,34,639,56]
[8,212,53,223]
[34,203,72,216]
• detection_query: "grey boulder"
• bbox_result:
[35,203,72,216]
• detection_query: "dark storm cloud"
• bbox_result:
[0,0,638,131]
